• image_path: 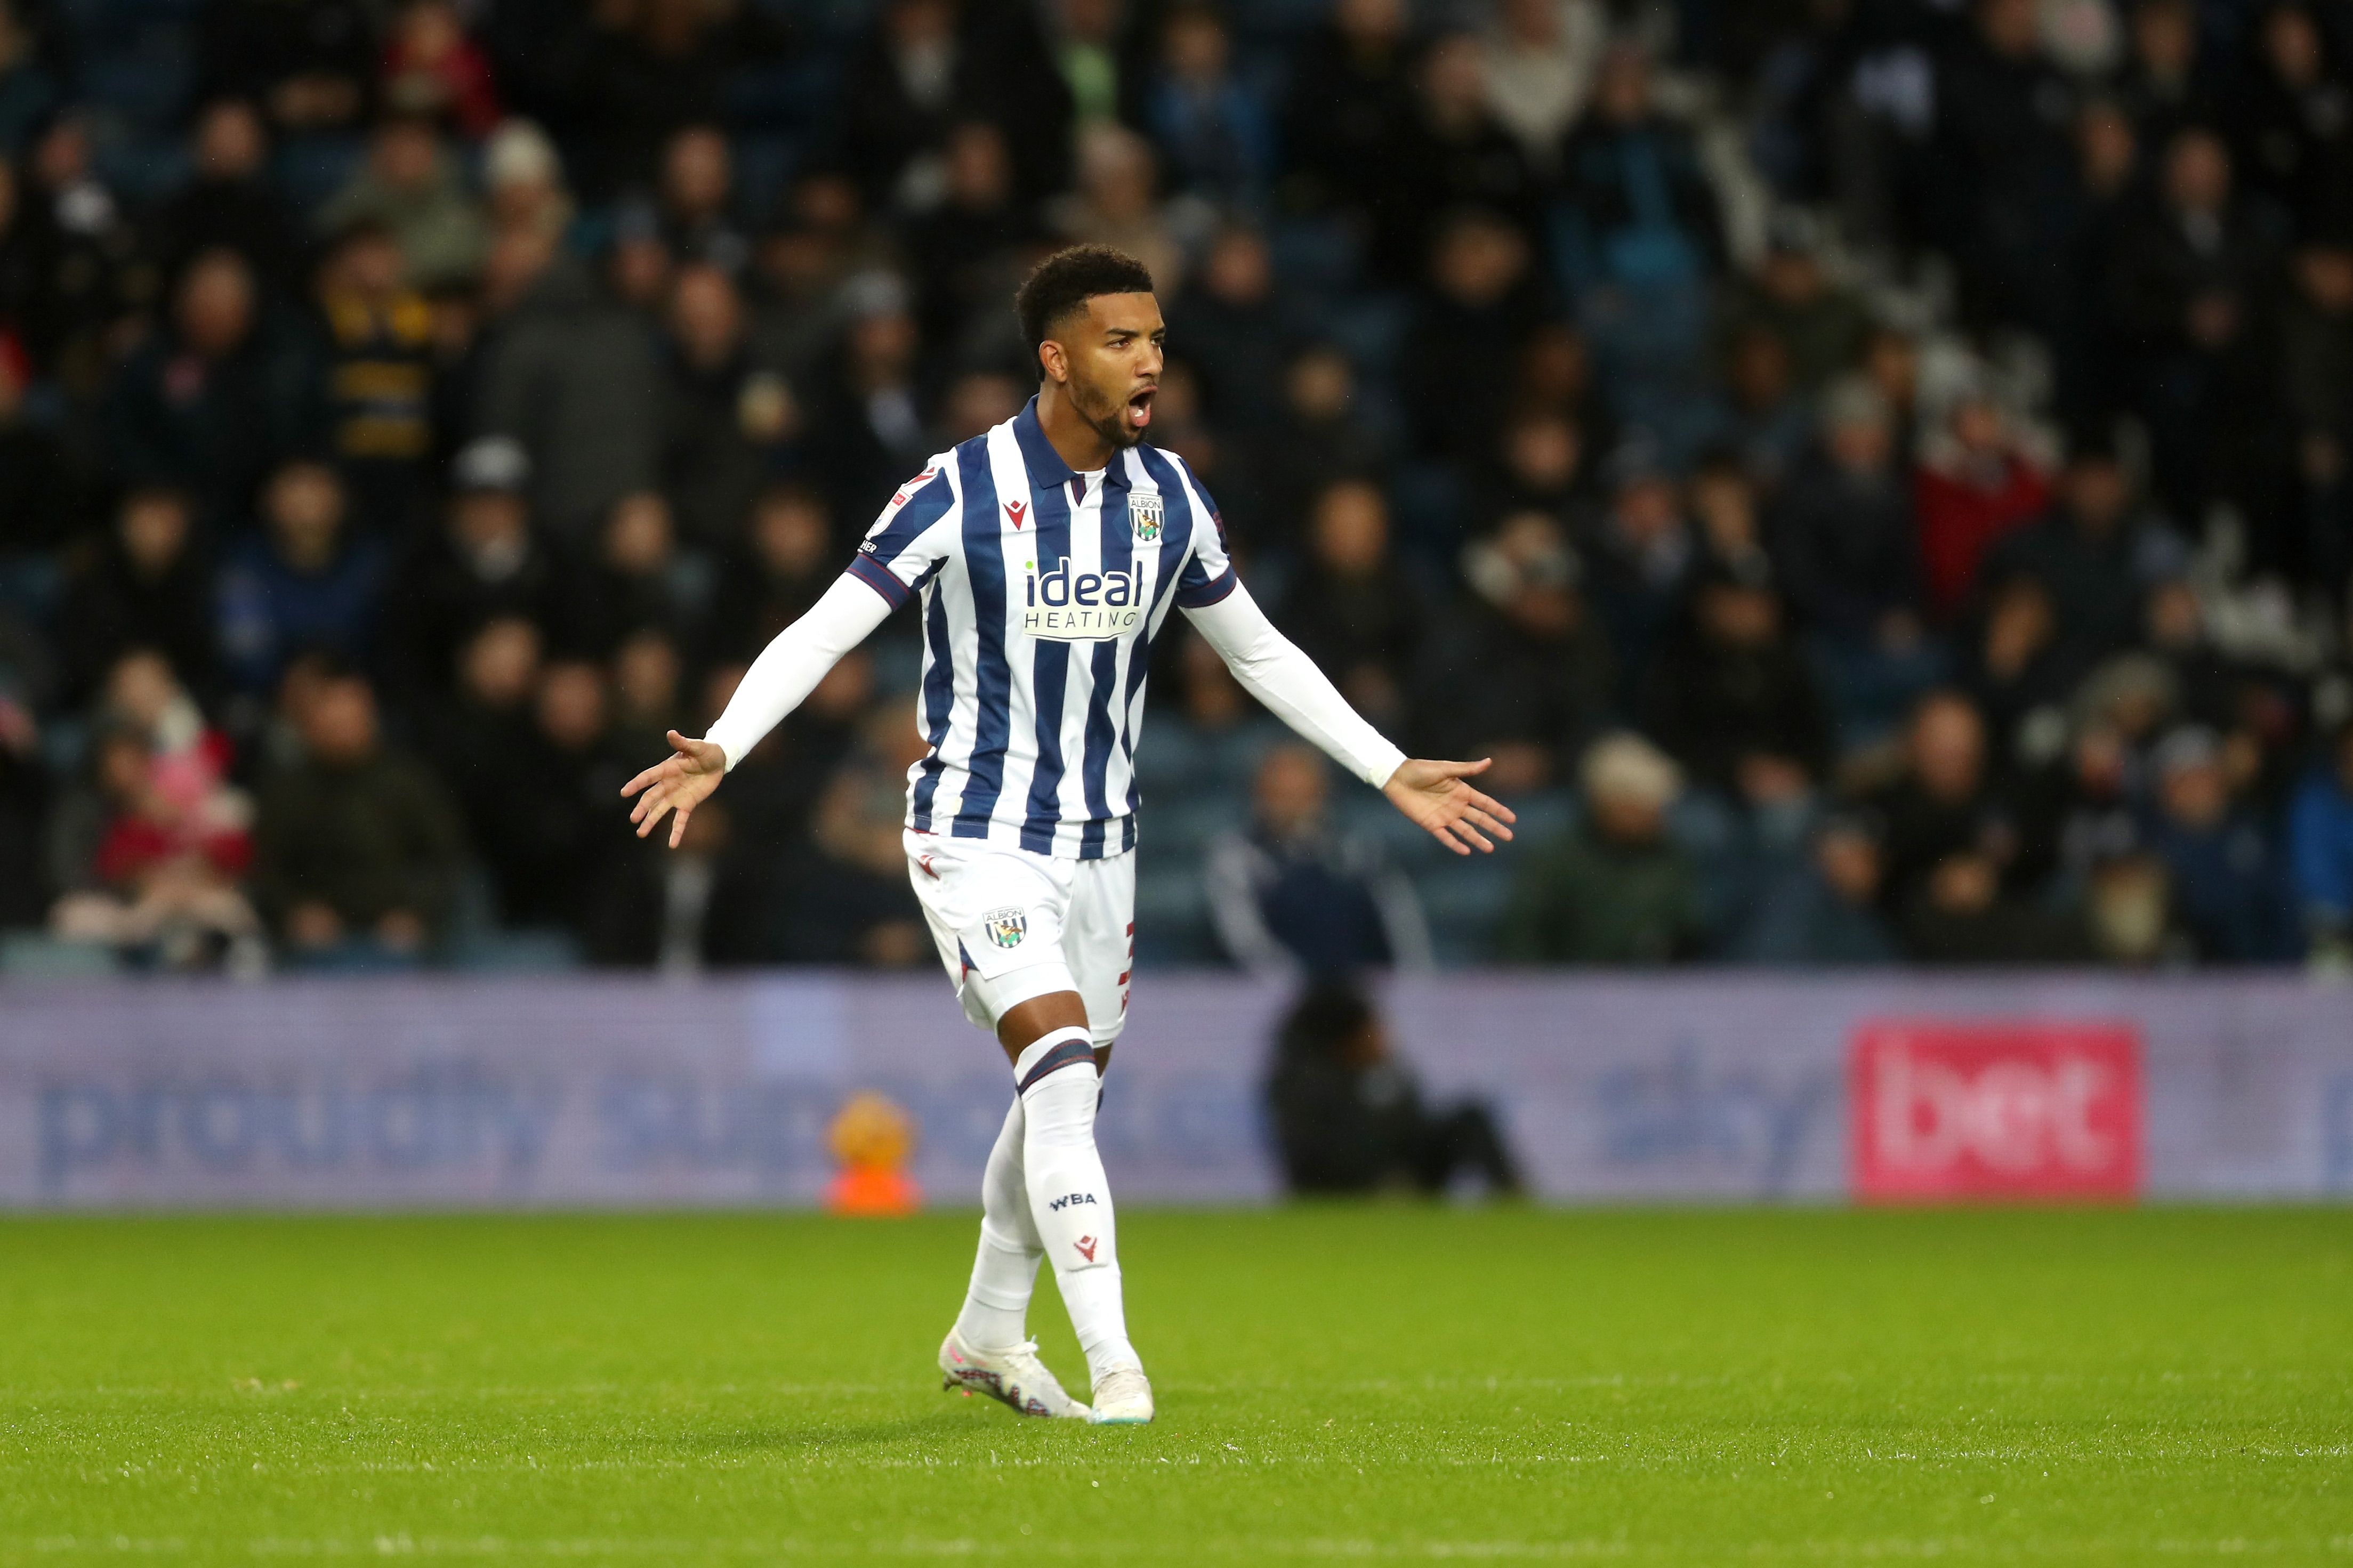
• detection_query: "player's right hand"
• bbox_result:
[621,730,728,849]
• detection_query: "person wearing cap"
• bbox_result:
[1497,731,1704,963]
[379,437,562,707]
[2143,723,2298,961]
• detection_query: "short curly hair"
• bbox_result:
[1013,245,1157,359]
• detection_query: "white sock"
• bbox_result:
[1015,1027,1139,1384]
[953,1096,1041,1351]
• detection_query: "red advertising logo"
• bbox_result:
[1850,1021,2143,1202]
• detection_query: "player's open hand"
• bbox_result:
[1382,757,1517,856]
[621,730,728,849]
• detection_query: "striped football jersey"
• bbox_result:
[844,396,1235,859]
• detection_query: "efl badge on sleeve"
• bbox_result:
[1129,491,1164,544]
[982,907,1028,949]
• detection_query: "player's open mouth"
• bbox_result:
[1126,388,1155,429]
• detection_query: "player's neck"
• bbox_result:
[1035,382,1116,475]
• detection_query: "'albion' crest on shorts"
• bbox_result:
[1129,491,1164,543]
[982,906,1028,949]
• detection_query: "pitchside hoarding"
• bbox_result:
[0,973,2347,1208]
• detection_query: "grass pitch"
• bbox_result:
[1,1208,2348,1563]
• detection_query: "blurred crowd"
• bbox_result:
[1,0,2351,975]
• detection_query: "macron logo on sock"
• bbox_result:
[1075,1235,1099,1262]
[1047,1193,1098,1211]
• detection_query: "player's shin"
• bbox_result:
[953,1095,1042,1352]
[1014,1027,1140,1384]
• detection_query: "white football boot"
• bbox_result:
[938,1328,1092,1419]
[1089,1366,1154,1425]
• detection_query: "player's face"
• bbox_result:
[1058,292,1165,450]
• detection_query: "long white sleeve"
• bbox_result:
[1183,580,1407,789]
[703,574,894,770]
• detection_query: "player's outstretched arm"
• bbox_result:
[1382,756,1516,857]
[620,573,893,847]
[622,732,728,848]
[1184,583,1515,856]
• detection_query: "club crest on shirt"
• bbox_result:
[1129,491,1164,544]
[981,906,1028,949]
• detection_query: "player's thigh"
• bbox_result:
[905,831,1078,1031]
[1065,851,1138,1046]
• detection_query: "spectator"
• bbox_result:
[1276,480,1425,728]
[1554,43,1724,455]
[2221,2,2352,235]
[199,0,373,134]
[45,716,261,966]
[2106,127,2274,538]
[416,615,543,920]
[1959,569,2070,752]
[1980,431,2189,690]
[1715,322,1813,487]
[1415,510,1614,795]
[1399,207,1546,464]
[786,695,933,966]
[2281,233,2353,595]
[1912,381,2050,620]
[381,437,564,706]
[1897,839,2093,964]
[831,0,1071,209]
[1582,450,1694,704]
[706,484,836,668]
[904,120,1041,356]
[573,0,785,199]
[1205,742,1431,977]
[481,118,572,244]
[2142,723,2298,961]
[0,325,69,553]
[0,683,44,928]
[659,263,797,552]
[568,491,699,657]
[504,657,623,934]
[1251,345,1382,541]
[55,487,215,706]
[2116,0,2205,152]
[1135,626,1283,798]
[1769,376,1922,650]
[1278,0,1414,224]
[1479,0,1605,170]
[1146,2,1273,209]
[12,112,140,393]
[318,114,487,291]
[1500,731,1703,963]
[0,0,58,158]
[253,668,465,962]
[313,219,438,532]
[1863,690,2015,913]
[104,248,316,527]
[1719,212,1871,398]
[473,228,662,541]
[151,99,297,292]
[216,460,385,698]
[1373,33,1540,287]
[1052,123,1185,294]
[1640,562,1833,807]
[1167,227,1288,438]
[2290,721,2353,966]
[805,273,929,521]
[1264,983,1520,1197]
[657,125,749,277]
[1471,408,1592,536]
[379,0,501,140]
[1729,812,1901,965]
[1929,0,2082,339]
[1047,0,1132,127]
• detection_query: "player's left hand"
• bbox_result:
[621,730,728,848]
[1382,757,1516,856]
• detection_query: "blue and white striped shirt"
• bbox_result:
[845,398,1237,860]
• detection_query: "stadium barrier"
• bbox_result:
[2,973,2349,1208]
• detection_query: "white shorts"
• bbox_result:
[905,829,1137,1045]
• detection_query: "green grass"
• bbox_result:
[1,1209,2349,1563]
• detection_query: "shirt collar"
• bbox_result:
[1013,395,1080,489]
